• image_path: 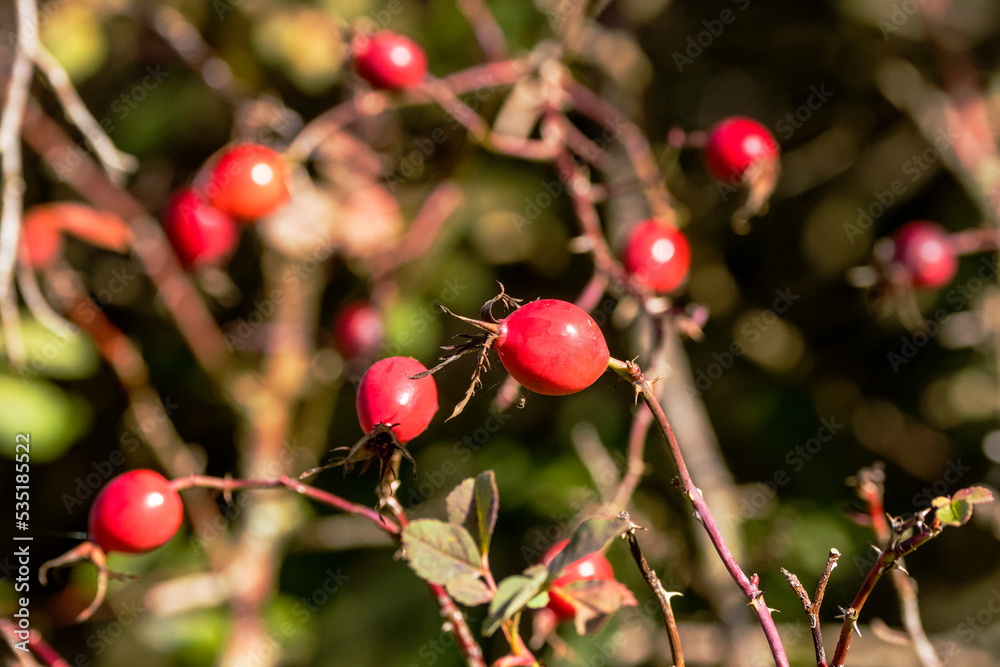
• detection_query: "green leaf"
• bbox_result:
[402,519,483,585]
[0,374,92,463]
[483,565,548,636]
[545,515,629,583]
[445,573,493,607]
[0,317,99,380]
[446,471,499,556]
[526,591,549,609]
[562,579,639,636]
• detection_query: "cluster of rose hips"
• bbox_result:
[33,27,789,638]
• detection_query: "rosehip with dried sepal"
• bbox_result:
[622,219,691,294]
[494,299,610,396]
[353,31,427,91]
[413,288,612,419]
[356,356,438,443]
[88,469,184,554]
[163,187,239,268]
[891,220,957,289]
[703,116,779,183]
[203,143,291,220]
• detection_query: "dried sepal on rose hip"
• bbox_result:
[413,285,610,419]
[703,116,781,233]
[301,356,438,501]
[39,469,184,622]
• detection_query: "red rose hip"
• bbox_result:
[892,220,957,288]
[163,187,239,268]
[494,300,609,396]
[703,116,779,183]
[203,143,291,220]
[356,356,438,443]
[88,470,184,554]
[542,539,617,623]
[622,220,691,293]
[354,31,427,91]
[333,301,384,360]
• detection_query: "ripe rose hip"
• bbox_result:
[622,220,691,293]
[203,143,291,220]
[163,187,239,268]
[88,470,184,554]
[354,31,427,91]
[892,220,957,288]
[703,116,779,183]
[333,300,384,360]
[356,356,438,443]
[495,300,609,396]
[542,539,617,623]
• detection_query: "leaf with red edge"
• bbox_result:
[401,518,483,585]
[561,579,639,636]
[545,515,629,583]
[446,471,498,556]
[954,486,994,505]
[934,486,995,527]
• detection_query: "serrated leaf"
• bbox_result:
[402,519,483,585]
[954,486,994,505]
[445,573,493,607]
[446,471,499,556]
[545,515,629,583]
[935,497,973,527]
[483,566,548,636]
[563,579,639,636]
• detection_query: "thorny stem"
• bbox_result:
[621,512,684,667]
[853,464,940,667]
[608,356,789,667]
[830,524,942,666]
[168,475,486,667]
[782,548,841,667]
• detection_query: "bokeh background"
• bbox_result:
[2,0,1000,665]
